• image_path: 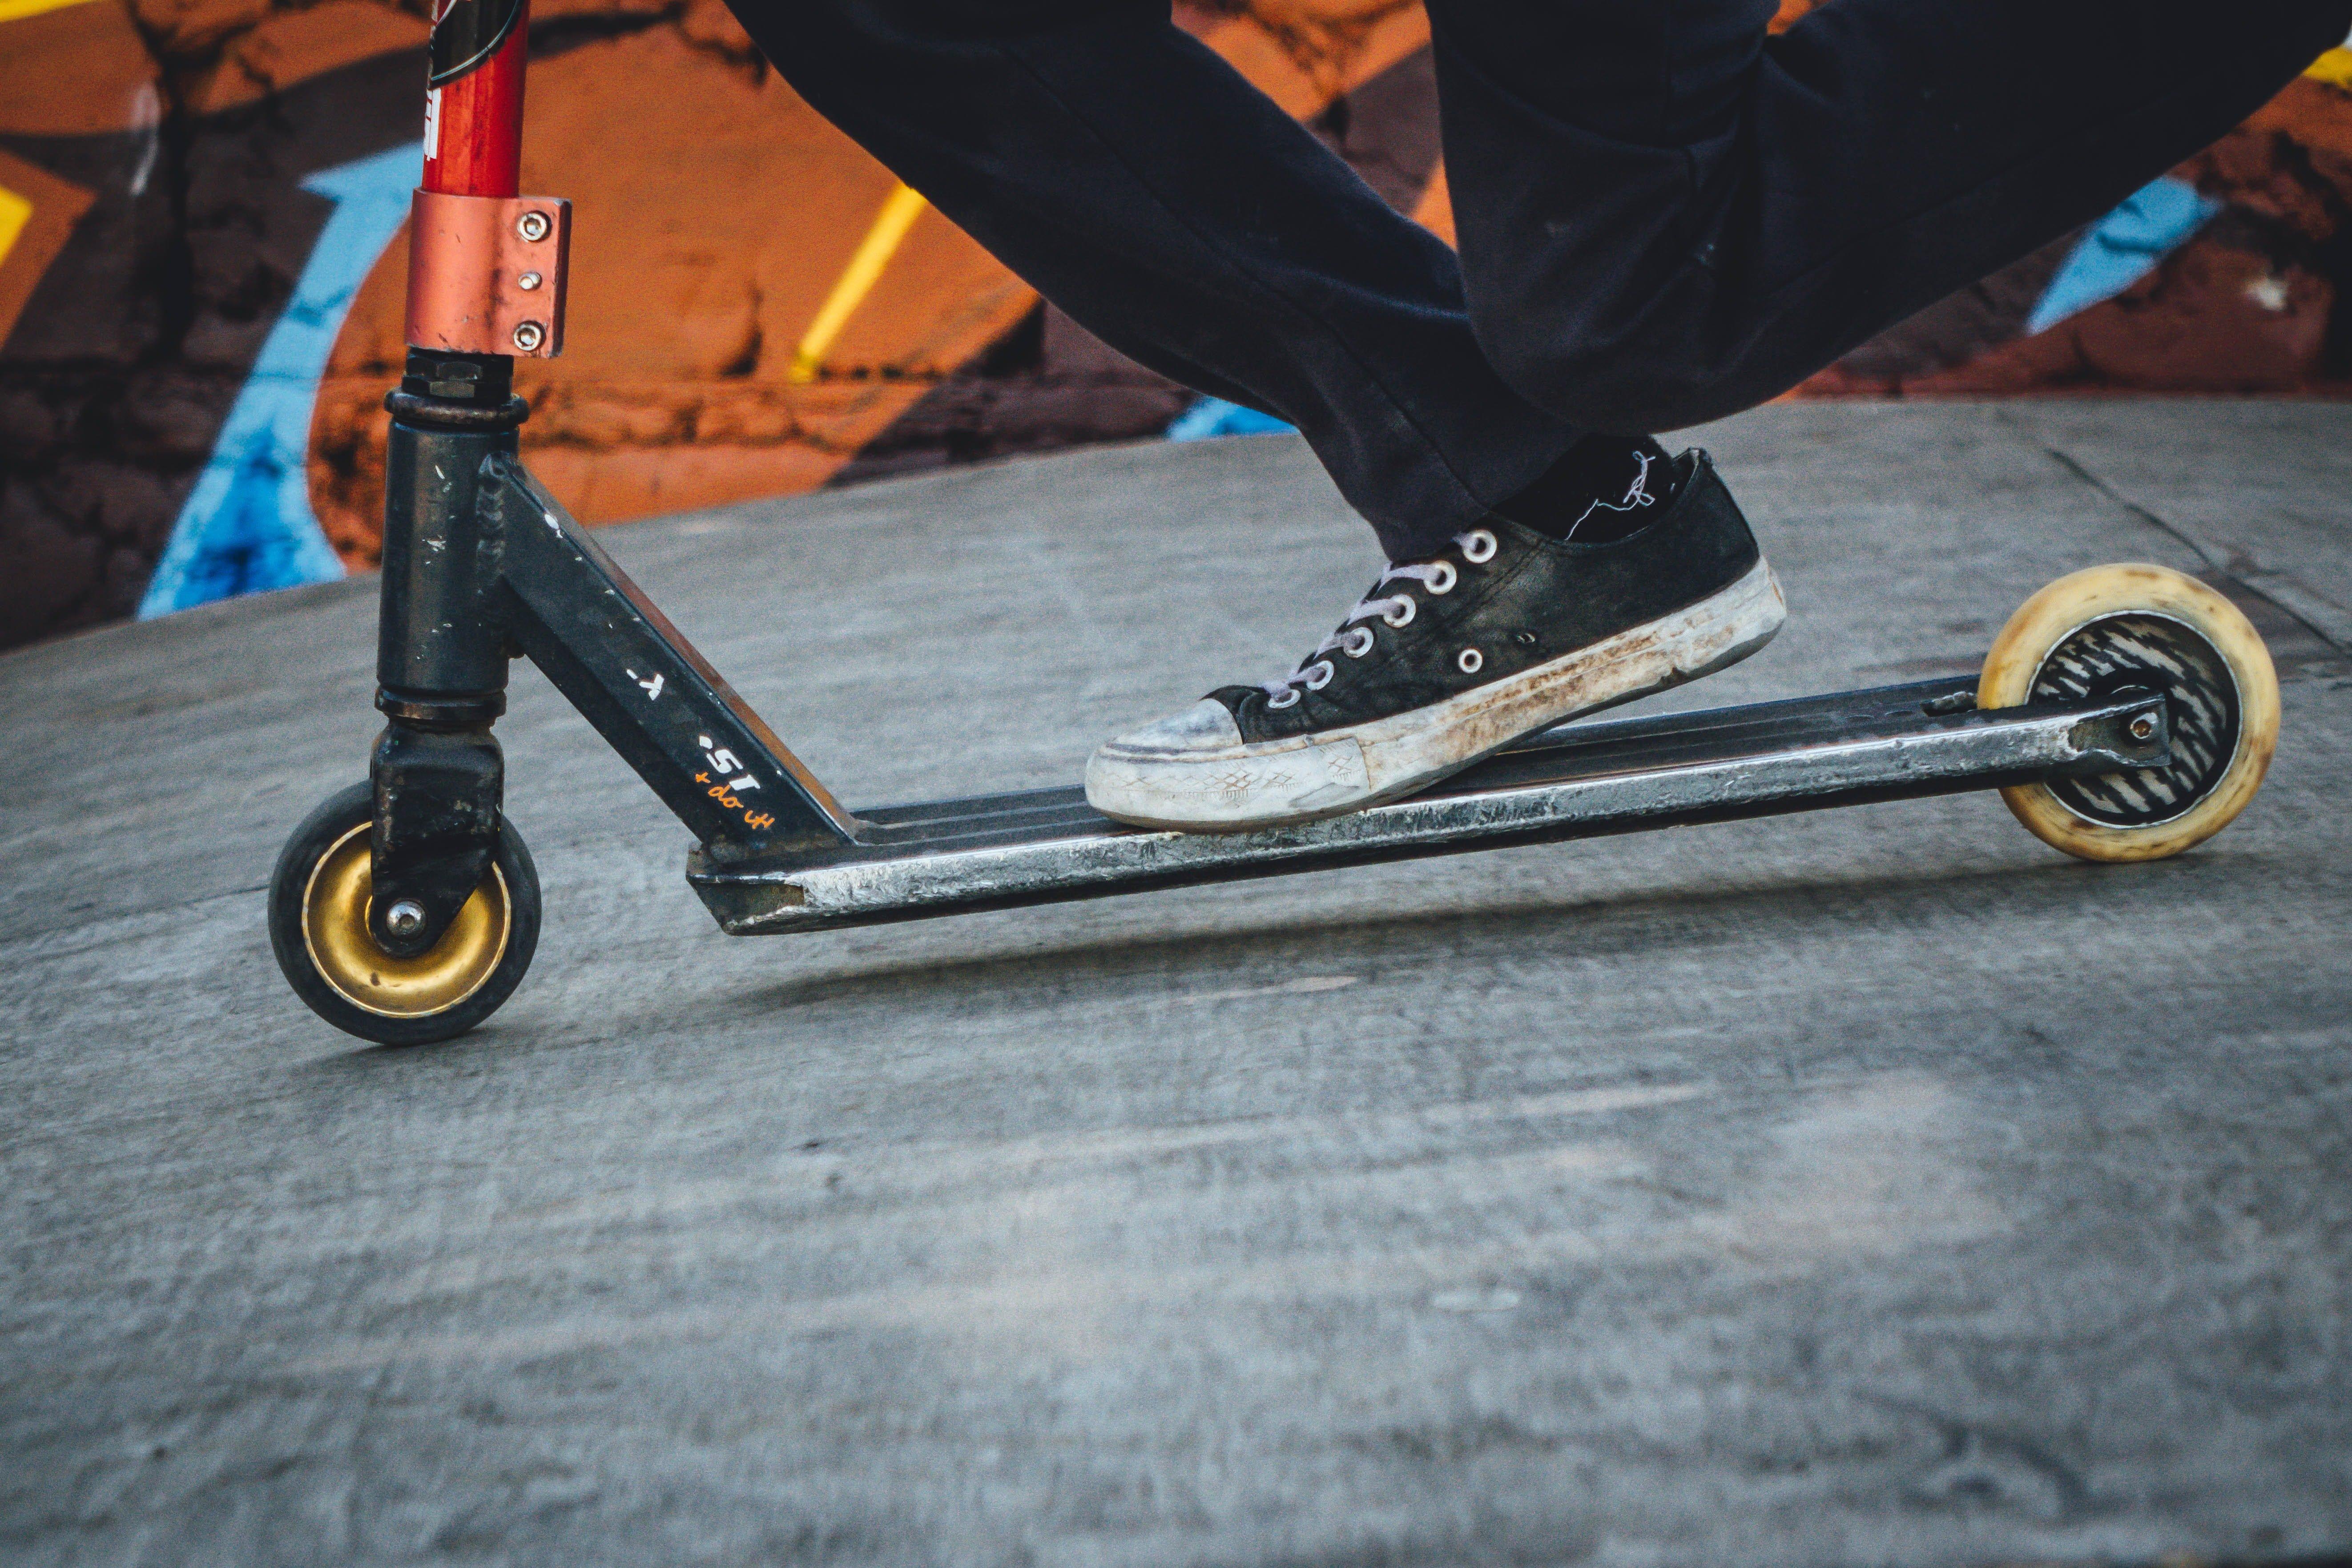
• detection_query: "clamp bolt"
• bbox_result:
[384,899,427,939]
[2129,713,2158,741]
[517,270,543,291]
[512,319,547,352]
[515,209,552,243]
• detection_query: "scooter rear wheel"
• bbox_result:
[268,783,541,1044]
[1980,563,2279,863]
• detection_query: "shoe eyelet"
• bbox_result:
[1457,647,1483,674]
[1266,687,1301,709]
[1425,561,1458,595]
[1382,597,1416,629]
[1303,660,1335,691]
[1514,630,1537,647]
[1342,627,1376,659]
[1462,529,1498,564]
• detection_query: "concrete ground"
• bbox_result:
[3,401,2349,1568]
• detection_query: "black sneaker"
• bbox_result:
[1084,449,1785,830]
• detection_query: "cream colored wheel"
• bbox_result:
[1980,564,2279,863]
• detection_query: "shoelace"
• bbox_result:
[1261,528,1499,707]
[1563,448,1658,541]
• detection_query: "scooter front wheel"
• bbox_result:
[268,783,541,1044]
[1980,563,2280,863]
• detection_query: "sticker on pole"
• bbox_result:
[429,0,526,85]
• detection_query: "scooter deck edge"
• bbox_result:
[684,677,2170,935]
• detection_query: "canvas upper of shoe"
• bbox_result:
[1214,449,1761,742]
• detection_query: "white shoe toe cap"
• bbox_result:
[1097,697,1244,759]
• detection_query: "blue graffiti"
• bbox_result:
[2025,176,2223,337]
[1166,396,1294,441]
[139,141,423,617]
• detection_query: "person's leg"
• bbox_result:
[725,0,1586,560]
[733,0,1782,834]
[1430,0,2352,431]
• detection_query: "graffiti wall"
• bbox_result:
[4,0,2350,649]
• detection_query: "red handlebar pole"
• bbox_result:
[423,0,529,201]
[406,0,567,364]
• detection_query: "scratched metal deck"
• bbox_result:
[685,677,2169,935]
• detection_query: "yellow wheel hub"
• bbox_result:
[301,823,511,1019]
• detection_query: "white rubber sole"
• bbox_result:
[1086,556,1787,832]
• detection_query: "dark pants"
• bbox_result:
[725,0,2351,559]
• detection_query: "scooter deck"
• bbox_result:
[685,676,2169,935]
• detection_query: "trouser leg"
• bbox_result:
[725,0,1579,559]
[1431,0,2352,431]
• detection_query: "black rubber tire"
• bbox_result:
[268,783,542,1045]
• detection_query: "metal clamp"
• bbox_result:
[404,189,571,358]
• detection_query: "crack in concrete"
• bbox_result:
[2039,443,2352,656]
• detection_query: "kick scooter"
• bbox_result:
[268,0,2284,1044]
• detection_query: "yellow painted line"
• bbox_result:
[788,181,928,383]
[0,184,31,274]
[2308,46,2352,88]
[0,0,104,23]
